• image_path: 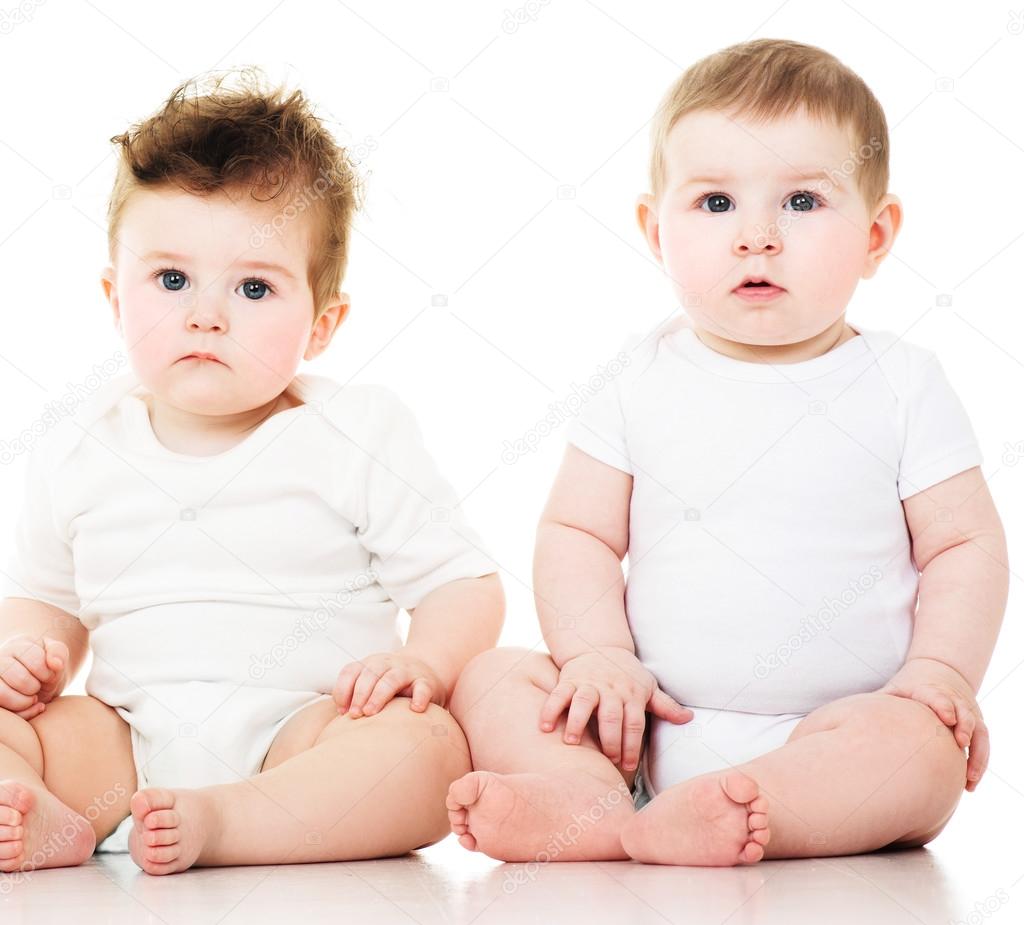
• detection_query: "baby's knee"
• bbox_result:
[450,647,555,718]
[856,694,967,787]
[378,699,471,776]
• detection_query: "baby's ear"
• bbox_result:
[635,194,662,263]
[100,266,121,331]
[861,194,903,280]
[304,293,350,360]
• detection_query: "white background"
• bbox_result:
[0,0,1020,913]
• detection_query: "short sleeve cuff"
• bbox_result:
[897,444,983,500]
[383,548,498,611]
[565,421,632,474]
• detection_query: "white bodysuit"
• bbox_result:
[565,319,983,797]
[2,372,496,848]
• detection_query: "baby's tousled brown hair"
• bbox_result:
[649,38,889,211]
[107,68,363,319]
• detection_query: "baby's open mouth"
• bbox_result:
[732,277,786,299]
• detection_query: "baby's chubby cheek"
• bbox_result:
[241,323,310,378]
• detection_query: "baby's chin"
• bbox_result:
[699,312,842,348]
[148,374,282,418]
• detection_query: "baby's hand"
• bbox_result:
[0,635,69,719]
[877,657,988,791]
[539,646,693,772]
[333,651,445,718]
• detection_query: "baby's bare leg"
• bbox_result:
[127,696,469,874]
[622,692,966,865]
[0,695,135,872]
[444,647,636,862]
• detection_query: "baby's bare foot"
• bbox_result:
[0,779,95,872]
[446,770,633,862]
[620,770,770,866]
[128,787,216,875]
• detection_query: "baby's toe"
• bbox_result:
[457,832,478,852]
[144,844,181,865]
[750,827,771,847]
[145,827,180,847]
[740,841,765,863]
[748,795,769,815]
[447,773,484,810]
[748,811,768,830]
[0,840,23,860]
[131,787,176,821]
[448,813,469,835]
[144,809,180,830]
[0,784,33,817]
[721,771,759,806]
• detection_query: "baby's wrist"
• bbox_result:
[903,656,975,691]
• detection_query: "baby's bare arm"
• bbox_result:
[534,445,634,667]
[902,466,1009,692]
[403,573,505,698]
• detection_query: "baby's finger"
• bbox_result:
[539,681,576,732]
[15,701,45,721]
[649,688,693,725]
[362,668,407,715]
[0,658,41,697]
[348,665,385,716]
[915,690,956,728]
[0,686,37,713]
[332,662,363,712]
[596,696,624,765]
[621,699,646,772]
[952,699,976,751]
[409,678,433,712]
[564,684,599,745]
[41,638,70,673]
[966,718,990,791]
[8,641,48,683]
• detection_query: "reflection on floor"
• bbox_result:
[0,781,1018,924]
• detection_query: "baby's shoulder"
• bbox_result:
[856,328,943,397]
[28,371,140,474]
[291,375,419,441]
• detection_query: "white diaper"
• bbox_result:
[639,706,807,799]
[95,684,332,853]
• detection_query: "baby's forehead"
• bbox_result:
[665,108,855,176]
[118,185,313,263]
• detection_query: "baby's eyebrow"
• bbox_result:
[680,169,836,188]
[142,250,298,282]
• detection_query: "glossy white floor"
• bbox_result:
[0,773,1017,925]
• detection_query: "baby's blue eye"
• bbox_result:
[697,191,823,213]
[702,194,732,213]
[160,270,187,291]
[238,279,270,301]
[786,192,817,212]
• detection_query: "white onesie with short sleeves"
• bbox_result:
[2,372,496,848]
[565,319,983,797]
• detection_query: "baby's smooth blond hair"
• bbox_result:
[649,38,889,211]
[107,68,363,320]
